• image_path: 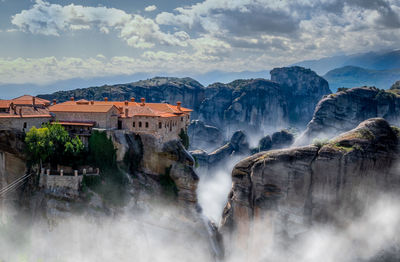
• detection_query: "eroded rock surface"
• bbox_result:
[271,66,331,125]
[221,118,400,254]
[188,120,223,151]
[297,87,400,145]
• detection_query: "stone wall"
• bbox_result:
[53,109,118,129]
[39,173,83,193]
[121,114,190,143]
[0,116,52,131]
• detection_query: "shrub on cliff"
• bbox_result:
[88,130,116,169]
[179,129,189,149]
[25,123,85,168]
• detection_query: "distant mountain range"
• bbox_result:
[2,49,400,99]
[293,49,400,75]
[293,49,400,91]
[0,70,270,99]
[323,66,400,91]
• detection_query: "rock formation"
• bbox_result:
[270,66,331,125]
[188,120,223,151]
[221,118,400,257]
[198,79,289,134]
[40,67,331,135]
[391,80,400,90]
[191,131,249,171]
[297,87,400,145]
[251,129,295,153]
[0,129,27,208]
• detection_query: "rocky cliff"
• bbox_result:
[221,118,400,257]
[297,87,400,145]
[0,130,27,209]
[40,67,331,136]
[188,120,223,151]
[271,66,332,125]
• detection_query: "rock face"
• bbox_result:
[271,66,332,125]
[250,129,294,154]
[188,120,223,151]
[40,67,331,135]
[0,130,27,204]
[221,118,400,255]
[391,80,400,90]
[297,87,400,145]
[112,131,199,207]
[191,131,249,171]
[198,79,289,134]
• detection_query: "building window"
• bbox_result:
[159,122,162,129]
[23,122,27,129]
[139,122,142,128]
[181,117,183,122]
[145,122,149,128]
[133,122,136,127]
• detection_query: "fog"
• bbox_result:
[1,185,400,262]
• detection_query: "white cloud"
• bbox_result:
[11,0,188,48]
[4,0,400,85]
[144,5,157,12]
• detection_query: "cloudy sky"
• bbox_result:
[0,0,400,91]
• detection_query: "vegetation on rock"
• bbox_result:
[25,123,84,168]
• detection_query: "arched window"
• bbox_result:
[23,122,27,129]
[159,122,162,129]
[139,122,142,128]
[145,122,149,128]
[181,117,183,122]
[133,122,135,127]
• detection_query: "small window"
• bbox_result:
[139,122,142,128]
[23,122,27,129]
[159,122,162,129]
[133,122,136,127]
[145,122,149,128]
[181,117,183,122]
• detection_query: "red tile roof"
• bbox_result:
[12,95,50,106]
[51,99,191,118]
[0,100,10,109]
[50,104,117,113]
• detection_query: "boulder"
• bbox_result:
[297,87,400,145]
[221,118,400,256]
[188,120,223,151]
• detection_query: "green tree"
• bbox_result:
[64,136,85,167]
[25,126,52,167]
[25,123,85,168]
[88,130,116,169]
[179,129,189,149]
[43,123,69,165]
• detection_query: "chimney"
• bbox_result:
[104,97,108,102]
[177,101,182,111]
[124,100,129,106]
[125,108,129,117]
[140,98,145,106]
[53,99,57,105]
[130,98,135,102]
[70,97,74,101]
[32,97,36,106]
[90,100,94,105]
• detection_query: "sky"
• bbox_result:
[0,0,400,94]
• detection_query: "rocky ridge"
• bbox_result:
[39,66,331,135]
[221,118,400,256]
[297,87,400,145]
